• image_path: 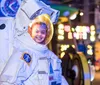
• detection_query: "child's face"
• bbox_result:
[31,24,47,44]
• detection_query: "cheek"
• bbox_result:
[28,27,32,36]
[31,29,36,36]
[31,33,36,39]
[43,34,47,39]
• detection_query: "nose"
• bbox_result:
[37,32,42,36]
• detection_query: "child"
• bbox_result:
[0,14,68,85]
[29,22,48,44]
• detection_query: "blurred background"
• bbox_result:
[42,0,100,85]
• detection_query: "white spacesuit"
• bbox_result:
[0,17,15,74]
[0,0,60,66]
[0,0,68,85]
[0,14,68,85]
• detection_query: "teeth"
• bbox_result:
[36,36,42,40]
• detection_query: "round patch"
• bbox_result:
[23,53,31,63]
[0,0,22,17]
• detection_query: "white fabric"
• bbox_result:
[62,76,69,85]
[0,31,68,85]
[0,18,14,74]
[15,0,59,35]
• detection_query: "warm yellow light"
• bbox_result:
[80,12,84,16]
[58,29,64,35]
[68,32,73,39]
[90,25,95,31]
[70,14,77,20]
[58,24,64,29]
[66,45,70,48]
[61,45,68,51]
[82,26,87,32]
[59,17,68,22]
[87,45,92,49]
[60,52,65,59]
[90,36,95,42]
[72,45,75,48]
[58,35,64,40]
[80,26,83,32]
[71,27,75,32]
[90,31,95,35]
[87,49,93,55]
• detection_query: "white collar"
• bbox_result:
[14,32,48,53]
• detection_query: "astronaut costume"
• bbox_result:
[0,0,69,85]
[0,0,60,65]
[0,32,68,85]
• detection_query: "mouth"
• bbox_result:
[35,36,43,41]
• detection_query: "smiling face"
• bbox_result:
[30,22,47,44]
[28,14,54,45]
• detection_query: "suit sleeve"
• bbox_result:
[51,52,69,85]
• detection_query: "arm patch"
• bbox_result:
[21,53,32,66]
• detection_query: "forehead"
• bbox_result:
[32,22,47,30]
[31,25,47,33]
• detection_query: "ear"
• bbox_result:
[28,26,32,36]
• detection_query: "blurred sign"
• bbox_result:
[0,0,22,17]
